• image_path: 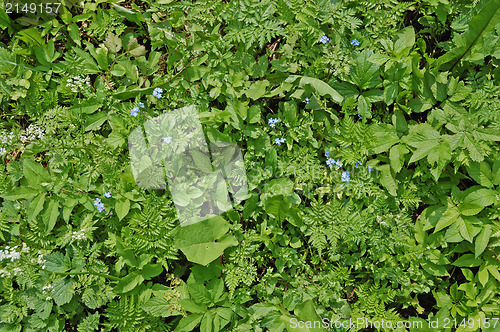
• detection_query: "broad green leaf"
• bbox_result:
[51,279,74,306]
[127,37,146,57]
[421,261,449,277]
[200,310,213,332]
[43,252,68,273]
[285,75,343,103]
[463,132,484,162]
[27,193,46,222]
[104,32,122,53]
[84,112,107,131]
[378,164,397,196]
[113,271,144,294]
[370,124,399,153]
[350,49,382,90]
[171,216,237,266]
[389,144,409,173]
[475,224,492,258]
[467,161,494,188]
[456,216,474,242]
[179,299,207,313]
[23,158,51,188]
[245,80,270,100]
[141,264,163,280]
[174,313,203,332]
[115,198,130,221]
[143,297,184,317]
[294,300,328,332]
[478,266,489,286]
[452,254,483,267]
[42,200,60,234]
[437,0,500,71]
[2,186,43,200]
[459,188,496,216]
[434,205,460,233]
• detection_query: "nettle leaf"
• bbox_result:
[467,161,494,188]
[51,278,74,306]
[350,49,382,90]
[172,216,237,266]
[143,297,184,317]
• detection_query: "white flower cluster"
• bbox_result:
[66,76,91,93]
[42,284,53,299]
[0,130,15,156]
[0,246,21,262]
[0,130,15,144]
[37,251,46,269]
[0,269,11,278]
[72,230,86,241]
[20,124,45,143]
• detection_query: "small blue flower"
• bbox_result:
[204,29,209,33]
[153,87,163,98]
[163,136,172,144]
[341,171,350,182]
[357,113,362,120]
[320,35,330,44]
[96,202,105,212]
[354,161,362,168]
[94,198,101,206]
[274,138,286,145]
[268,118,279,128]
[326,158,335,167]
[342,145,350,149]
[367,166,373,172]
[325,151,330,157]
[138,102,145,108]
[336,159,343,168]
[305,97,310,103]
[104,192,111,198]
[350,39,360,46]
[131,107,139,117]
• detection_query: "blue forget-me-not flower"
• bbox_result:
[153,87,163,98]
[357,113,362,120]
[131,107,139,117]
[325,151,330,157]
[336,159,343,168]
[351,39,360,46]
[163,136,172,144]
[104,192,111,198]
[268,118,279,128]
[138,102,145,108]
[341,171,350,182]
[326,158,335,166]
[354,161,362,168]
[367,166,373,172]
[274,138,286,145]
[320,35,330,44]
[305,97,310,103]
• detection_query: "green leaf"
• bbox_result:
[143,297,184,317]
[421,261,450,276]
[115,198,130,221]
[478,266,489,286]
[456,216,475,242]
[141,263,163,280]
[245,80,270,100]
[2,186,43,200]
[127,37,146,57]
[51,279,74,306]
[42,200,60,234]
[174,313,203,332]
[378,164,397,196]
[200,310,213,332]
[84,112,107,132]
[43,252,68,273]
[179,299,207,313]
[171,216,237,266]
[113,271,144,294]
[23,158,51,188]
[389,144,409,173]
[437,0,500,71]
[452,254,483,267]
[463,132,484,162]
[104,32,122,53]
[27,193,46,222]
[475,224,492,258]
[285,75,343,103]
[459,188,496,216]
[434,204,460,233]
[467,161,494,188]
[350,49,382,90]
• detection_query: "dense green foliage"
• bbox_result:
[0,0,499,331]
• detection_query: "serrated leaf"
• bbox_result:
[141,263,163,280]
[43,252,67,273]
[245,80,269,100]
[179,299,207,313]
[475,224,492,258]
[434,205,460,233]
[51,278,74,306]
[421,261,450,276]
[378,164,397,196]
[200,310,213,332]
[28,193,46,222]
[113,271,143,294]
[42,200,60,234]
[2,186,43,200]
[142,297,184,317]
[174,313,203,332]
[452,254,483,267]
[104,32,122,53]
[456,216,474,242]
[467,161,494,188]
[285,75,343,103]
